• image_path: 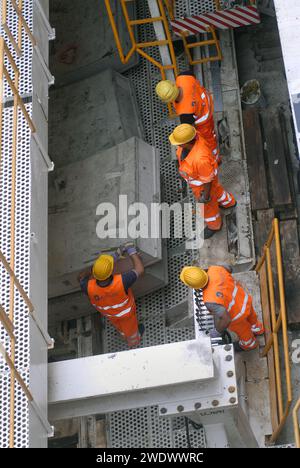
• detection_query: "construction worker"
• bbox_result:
[156,72,220,163]
[78,243,145,348]
[180,265,265,351]
[169,123,236,239]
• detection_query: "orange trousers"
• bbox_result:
[106,306,141,347]
[196,116,220,164]
[228,304,264,350]
[192,177,236,230]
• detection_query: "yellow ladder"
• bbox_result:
[104,0,178,78]
[180,26,222,66]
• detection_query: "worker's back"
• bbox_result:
[203,266,252,323]
[87,274,135,316]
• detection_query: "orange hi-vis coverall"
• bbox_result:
[177,135,236,230]
[203,266,264,350]
[174,74,220,163]
[87,275,141,347]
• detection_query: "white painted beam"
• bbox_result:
[49,338,213,410]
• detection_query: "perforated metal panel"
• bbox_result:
[1,1,33,99]
[0,103,32,448]
[109,406,174,448]
[175,0,226,16]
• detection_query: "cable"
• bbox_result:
[184,417,192,448]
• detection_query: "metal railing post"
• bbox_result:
[255,218,293,444]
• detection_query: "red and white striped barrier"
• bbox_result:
[171,6,261,36]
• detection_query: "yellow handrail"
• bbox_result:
[255,218,292,444]
[180,26,222,66]
[104,0,178,116]
[163,0,175,20]
[293,398,300,448]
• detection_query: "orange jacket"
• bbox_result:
[176,135,218,189]
[203,266,252,323]
[87,274,136,319]
[174,75,214,129]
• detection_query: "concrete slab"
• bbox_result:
[50,0,138,86]
[49,69,143,168]
[48,137,163,298]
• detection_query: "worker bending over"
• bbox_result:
[180,265,264,351]
[156,71,220,163]
[78,244,144,347]
[169,123,236,239]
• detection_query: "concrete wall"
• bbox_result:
[49,69,143,167]
[49,0,138,87]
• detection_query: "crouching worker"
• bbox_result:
[78,243,144,348]
[180,265,264,351]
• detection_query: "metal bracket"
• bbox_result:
[33,45,55,86]
[30,400,54,437]
[34,0,56,40]
[32,132,55,172]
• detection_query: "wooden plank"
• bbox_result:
[254,208,274,258]
[280,219,300,325]
[243,108,269,211]
[259,262,279,432]
[260,110,292,207]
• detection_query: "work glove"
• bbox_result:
[122,242,137,256]
[112,247,123,262]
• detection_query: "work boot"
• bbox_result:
[138,323,145,338]
[204,226,222,239]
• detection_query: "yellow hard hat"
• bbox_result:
[169,124,197,146]
[92,255,114,281]
[156,80,180,103]
[180,266,209,289]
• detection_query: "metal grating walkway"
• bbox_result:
[103,0,224,449]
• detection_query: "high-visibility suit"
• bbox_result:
[174,73,220,163]
[87,274,141,347]
[177,134,235,230]
[203,266,264,350]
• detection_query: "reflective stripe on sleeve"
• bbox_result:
[217,191,227,203]
[194,111,210,124]
[189,179,204,186]
[221,196,233,206]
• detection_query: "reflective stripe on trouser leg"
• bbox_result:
[107,307,139,346]
[247,304,265,335]
[214,178,236,208]
[127,330,141,347]
[228,315,257,351]
[203,181,222,230]
[192,182,222,230]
